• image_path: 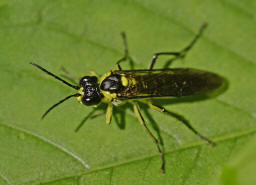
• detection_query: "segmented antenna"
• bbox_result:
[30,62,80,90]
[41,93,81,119]
[30,62,82,119]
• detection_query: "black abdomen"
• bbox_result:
[114,69,222,99]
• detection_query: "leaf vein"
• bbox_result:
[0,123,90,170]
[216,99,256,121]
[0,172,12,185]
[220,0,254,19]
[130,0,256,66]
[34,128,256,185]
[108,168,113,185]
[181,147,202,185]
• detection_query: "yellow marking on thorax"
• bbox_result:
[121,76,128,86]
[132,78,136,85]
[122,75,136,87]
[98,71,138,103]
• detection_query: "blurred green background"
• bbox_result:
[0,0,255,184]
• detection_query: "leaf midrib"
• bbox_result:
[30,126,256,185]
[0,122,89,170]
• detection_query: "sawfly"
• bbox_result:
[30,23,223,173]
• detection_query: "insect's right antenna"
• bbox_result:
[30,62,80,90]
[41,93,81,119]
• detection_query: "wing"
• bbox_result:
[113,68,223,99]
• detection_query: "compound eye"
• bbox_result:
[79,76,98,87]
[90,76,98,83]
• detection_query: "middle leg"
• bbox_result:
[133,102,165,173]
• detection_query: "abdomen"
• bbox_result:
[113,68,223,99]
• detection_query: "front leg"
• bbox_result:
[106,103,113,124]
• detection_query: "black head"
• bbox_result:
[30,62,103,120]
[100,74,123,93]
[79,76,103,106]
[30,62,81,119]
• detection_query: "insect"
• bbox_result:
[30,23,222,173]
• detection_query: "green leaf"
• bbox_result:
[213,134,256,185]
[0,0,255,184]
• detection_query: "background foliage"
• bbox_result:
[0,0,255,184]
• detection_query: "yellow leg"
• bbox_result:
[133,102,165,173]
[79,71,99,79]
[59,66,78,83]
[147,102,216,147]
[106,103,113,124]
[148,102,165,112]
[89,71,99,77]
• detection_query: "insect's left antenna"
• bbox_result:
[30,62,80,90]
[41,93,81,119]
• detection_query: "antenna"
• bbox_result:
[30,62,82,119]
[41,93,81,119]
[30,62,80,90]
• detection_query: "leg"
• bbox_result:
[133,102,165,173]
[147,102,216,147]
[79,71,99,79]
[75,108,98,132]
[90,111,105,119]
[149,23,207,70]
[59,68,100,88]
[115,32,129,70]
[75,108,106,132]
[59,66,79,85]
[89,71,99,78]
[106,103,113,124]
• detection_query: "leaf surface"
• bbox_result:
[0,0,255,184]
